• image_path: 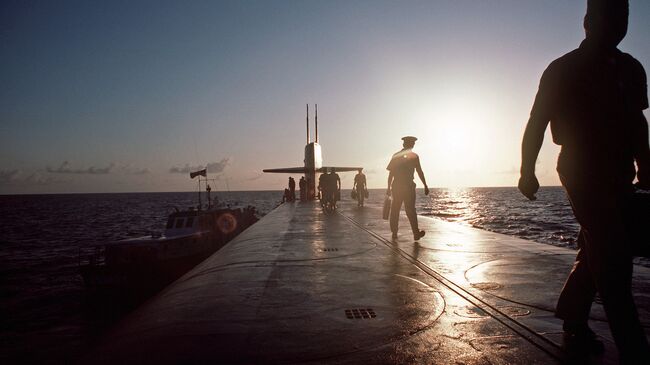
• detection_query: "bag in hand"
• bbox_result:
[382,195,391,220]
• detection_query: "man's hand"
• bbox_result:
[636,167,650,190]
[424,186,430,196]
[386,188,391,196]
[518,173,539,201]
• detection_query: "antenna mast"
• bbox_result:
[306,104,310,143]
[315,104,318,143]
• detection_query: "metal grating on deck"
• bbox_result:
[345,308,377,319]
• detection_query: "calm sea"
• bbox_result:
[0,187,638,363]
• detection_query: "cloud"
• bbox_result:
[0,169,62,186]
[24,172,59,185]
[245,173,263,181]
[169,164,203,174]
[129,167,151,175]
[115,164,151,175]
[46,161,115,174]
[207,158,231,173]
[169,158,232,175]
[0,169,22,182]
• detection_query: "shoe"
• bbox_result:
[391,232,398,239]
[562,322,604,355]
[414,230,425,241]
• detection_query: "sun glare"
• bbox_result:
[409,97,491,186]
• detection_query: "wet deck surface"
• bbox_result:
[85,199,650,364]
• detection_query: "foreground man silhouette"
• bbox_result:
[518,0,650,362]
[387,136,429,240]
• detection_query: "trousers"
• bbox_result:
[390,181,418,234]
[556,174,649,363]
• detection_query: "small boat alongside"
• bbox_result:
[79,170,258,291]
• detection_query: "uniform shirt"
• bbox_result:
[328,173,340,190]
[386,148,421,185]
[318,173,329,189]
[531,39,648,180]
[354,173,366,188]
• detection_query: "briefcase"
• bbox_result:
[382,195,391,220]
[351,189,357,199]
[364,190,369,198]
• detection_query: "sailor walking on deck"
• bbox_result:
[386,136,429,240]
[288,177,296,202]
[299,176,306,201]
[518,0,650,362]
[353,168,367,207]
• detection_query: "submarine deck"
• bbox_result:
[86,198,650,364]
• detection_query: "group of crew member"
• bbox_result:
[318,169,341,207]
[282,177,296,202]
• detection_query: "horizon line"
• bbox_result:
[0,185,565,196]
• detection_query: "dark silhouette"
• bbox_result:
[329,168,341,203]
[299,176,306,201]
[318,168,341,212]
[386,136,429,240]
[518,1,649,362]
[282,188,291,203]
[353,168,367,207]
[288,177,296,202]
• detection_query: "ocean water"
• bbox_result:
[421,187,580,248]
[0,187,633,363]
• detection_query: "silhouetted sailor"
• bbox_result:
[329,168,341,204]
[518,0,649,362]
[387,136,429,240]
[353,168,367,207]
[299,176,306,201]
[318,170,327,200]
[288,177,296,202]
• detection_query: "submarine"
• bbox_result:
[81,107,650,364]
[263,104,362,200]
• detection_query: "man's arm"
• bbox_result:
[633,111,650,189]
[415,158,429,195]
[519,66,556,200]
[518,113,550,200]
[387,171,393,195]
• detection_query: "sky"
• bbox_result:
[1,0,649,194]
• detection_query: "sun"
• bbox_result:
[417,104,484,161]
[407,97,491,186]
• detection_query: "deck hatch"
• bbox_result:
[345,308,376,319]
